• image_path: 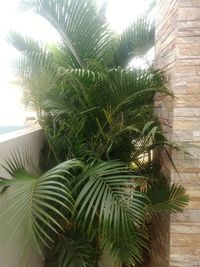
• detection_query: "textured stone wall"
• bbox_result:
[155,0,200,266]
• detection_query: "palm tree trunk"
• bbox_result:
[112,263,122,267]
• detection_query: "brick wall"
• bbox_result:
[155,0,200,266]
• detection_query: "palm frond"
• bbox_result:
[21,0,112,67]
[44,229,98,267]
[74,161,147,241]
[113,16,155,67]
[0,156,83,265]
[57,235,97,267]
[101,227,149,265]
[148,183,189,213]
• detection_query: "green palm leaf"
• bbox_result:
[0,157,83,265]
[113,16,155,67]
[74,161,147,240]
[101,227,149,265]
[44,231,97,267]
[57,235,97,267]
[21,0,112,67]
[148,183,189,213]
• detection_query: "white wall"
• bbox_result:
[0,128,44,267]
[0,127,44,177]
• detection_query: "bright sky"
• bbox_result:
[0,0,152,125]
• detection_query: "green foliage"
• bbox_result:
[0,154,188,266]
[74,161,147,237]
[0,158,82,248]
[0,0,189,266]
[148,183,189,213]
[44,231,98,267]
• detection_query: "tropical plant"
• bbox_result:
[0,0,188,266]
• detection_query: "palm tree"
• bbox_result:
[0,0,188,266]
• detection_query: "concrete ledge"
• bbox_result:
[0,126,44,178]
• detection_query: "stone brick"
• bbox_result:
[171,172,200,186]
[177,36,200,44]
[178,7,200,21]
[174,94,200,107]
[174,66,197,76]
[177,43,200,57]
[179,0,200,6]
[173,129,193,141]
[173,121,194,129]
[174,108,200,117]
[193,131,200,141]
[196,66,200,75]
[187,200,200,209]
[171,223,200,234]
[170,255,200,267]
[170,233,200,246]
[177,20,200,28]
[178,28,200,37]
[176,167,200,173]
[171,210,200,223]
[176,59,200,67]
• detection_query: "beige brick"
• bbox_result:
[193,131,200,141]
[171,172,200,186]
[171,246,200,256]
[173,129,193,141]
[173,120,194,129]
[176,59,200,66]
[186,190,200,197]
[170,233,200,246]
[175,76,200,86]
[177,43,200,57]
[187,83,200,93]
[177,36,200,44]
[171,210,200,223]
[196,66,200,75]
[178,28,200,37]
[176,167,200,173]
[179,0,200,7]
[178,20,200,28]
[171,223,200,234]
[174,108,200,117]
[170,255,200,267]
[174,94,200,107]
[178,7,200,20]
[174,65,197,76]
[187,201,200,209]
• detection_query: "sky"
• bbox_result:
[0,0,153,125]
